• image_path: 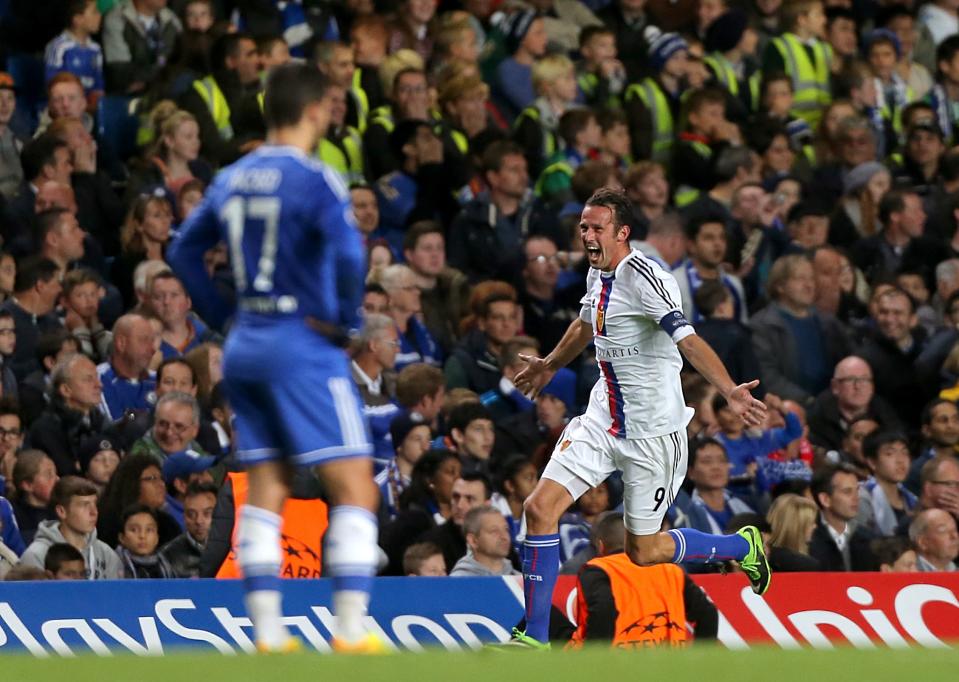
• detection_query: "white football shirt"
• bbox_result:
[579,249,696,439]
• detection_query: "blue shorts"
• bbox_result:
[223,321,372,467]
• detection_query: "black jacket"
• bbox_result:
[692,319,764,395]
[806,391,902,451]
[159,532,204,578]
[768,546,821,573]
[857,328,934,429]
[447,194,565,283]
[0,299,64,381]
[444,329,500,395]
[28,397,109,476]
[808,518,877,572]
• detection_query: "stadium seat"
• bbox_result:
[97,95,140,163]
[5,52,45,129]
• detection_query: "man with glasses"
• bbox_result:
[808,355,901,451]
[520,235,582,353]
[0,398,23,493]
[129,391,211,465]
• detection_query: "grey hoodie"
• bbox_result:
[19,520,122,579]
[449,554,520,577]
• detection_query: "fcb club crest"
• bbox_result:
[560,439,572,451]
[595,307,606,335]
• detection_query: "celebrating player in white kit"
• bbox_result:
[510,189,770,649]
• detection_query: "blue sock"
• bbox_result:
[667,528,749,564]
[522,534,560,643]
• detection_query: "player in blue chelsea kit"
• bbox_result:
[167,64,381,653]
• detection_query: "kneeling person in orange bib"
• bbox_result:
[568,512,718,648]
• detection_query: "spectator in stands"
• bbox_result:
[479,336,539,422]
[809,463,877,571]
[0,73,22,201]
[1,257,63,380]
[674,213,747,324]
[519,235,583,353]
[438,72,493,155]
[38,73,91,136]
[130,392,211,464]
[765,493,821,572]
[403,221,469,355]
[97,313,157,420]
[102,0,182,94]
[44,542,87,579]
[60,269,110,363]
[178,32,262,168]
[116,505,174,578]
[350,313,401,462]
[494,368,575,465]
[376,413,432,521]
[161,448,215,531]
[907,399,959,493]
[669,437,755,534]
[807,355,901,452]
[0,399,23,494]
[379,449,461,574]
[150,272,219,359]
[113,193,173,306]
[912,457,959,524]
[77,435,120,493]
[749,254,850,403]
[0,491,25,557]
[858,287,934,429]
[854,189,929,284]
[127,110,212,202]
[445,289,519,394]
[44,0,104,106]
[559,481,610,563]
[376,264,441,371]
[97,453,180,548]
[351,185,380,243]
[513,55,580,179]
[448,141,563,283]
[159,480,216,578]
[418,471,491,571]
[872,535,918,572]
[691,280,762,389]
[0,310,18,401]
[403,541,447,576]
[2,136,72,242]
[20,476,121,578]
[858,430,918,537]
[490,454,538,556]
[11,450,58,544]
[28,353,107,476]
[910,507,958,571]
[492,11,547,120]
[450,507,519,576]
[34,206,84,274]
[396,363,446,430]
[623,163,671,244]
[446,402,496,476]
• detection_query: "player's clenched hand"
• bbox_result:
[514,353,556,399]
[727,380,767,427]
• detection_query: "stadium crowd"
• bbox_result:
[0,0,958,589]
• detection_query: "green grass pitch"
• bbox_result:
[2,645,957,682]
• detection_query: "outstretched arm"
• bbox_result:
[514,318,592,398]
[678,333,767,427]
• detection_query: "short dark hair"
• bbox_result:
[558,108,596,148]
[584,187,633,236]
[34,207,71,247]
[861,430,909,460]
[403,220,444,252]
[62,267,101,297]
[937,34,959,71]
[121,503,159,530]
[579,24,614,49]
[714,145,755,183]
[878,188,913,225]
[688,436,726,469]
[20,134,68,183]
[482,140,525,174]
[684,87,727,119]
[157,357,197,387]
[447,402,493,435]
[263,63,330,129]
[571,161,616,204]
[13,256,60,294]
[402,541,443,574]
[44,542,85,573]
[211,32,253,71]
[684,212,726,241]
[185,480,218,499]
[693,279,730,318]
[871,535,913,569]
[458,470,492,499]
[35,328,77,368]
[494,454,535,495]
[51,476,99,510]
[921,397,957,426]
[811,463,859,506]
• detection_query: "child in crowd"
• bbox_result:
[494,11,548,120]
[11,450,58,545]
[490,455,539,557]
[558,480,610,563]
[857,431,918,537]
[44,542,86,580]
[403,541,447,576]
[513,54,579,178]
[536,109,602,204]
[673,87,741,207]
[713,391,803,503]
[44,0,104,109]
[597,109,632,171]
[116,504,174,579]
[576,26,626,109]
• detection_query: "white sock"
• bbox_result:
[325,506,378,644]
[237,505,289,647]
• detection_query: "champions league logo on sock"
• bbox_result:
[279,534,321,578]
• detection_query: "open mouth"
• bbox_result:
[586,245,601,258]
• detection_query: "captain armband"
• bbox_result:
[659,310,694,341]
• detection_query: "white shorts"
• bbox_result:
[543,414,688,536]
